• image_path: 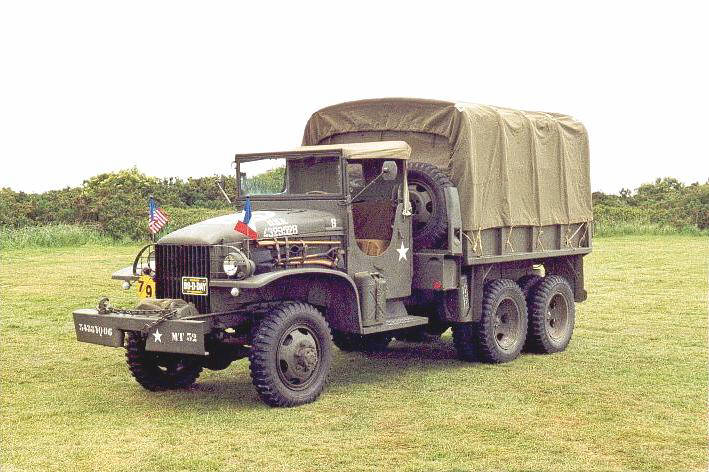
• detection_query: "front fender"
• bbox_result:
[210,268,354,291]
[111,244,155,282]
[211,269,362,333]
[111,265,138,282]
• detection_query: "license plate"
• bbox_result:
[181,276,208,296]
[136,275,156,298]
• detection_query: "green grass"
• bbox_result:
[593,222,709,237]
[1,236,707,471]
[0,224,128,250]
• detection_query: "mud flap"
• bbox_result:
[441,273,473,322]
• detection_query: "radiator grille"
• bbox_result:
[155,244,211,314]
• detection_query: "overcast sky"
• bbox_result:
[1,1,707,194]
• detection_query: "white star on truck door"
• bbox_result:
[152,329,162,343]
[397,241,409,261]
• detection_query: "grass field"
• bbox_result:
[1,235,707,471]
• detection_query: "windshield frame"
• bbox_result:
[234,151,346,201]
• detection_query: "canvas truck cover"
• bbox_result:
[302,98,592,231]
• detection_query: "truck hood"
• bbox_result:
[157,209,342,245]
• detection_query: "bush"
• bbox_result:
[2,169,707,243]
[78,169,159,240]
[0,188,34,228]
[158,207,233,236]
[593,178,709,234]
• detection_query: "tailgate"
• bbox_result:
[73,309,211,356]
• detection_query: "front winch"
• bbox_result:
[74,298,210,356]
[95,297,198,334]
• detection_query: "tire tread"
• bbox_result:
[408,162,453,249]
[125,333,202,391]
[248,301,331,407]
[526,275,575,354]
[476,279,528,363]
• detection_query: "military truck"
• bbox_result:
[73,98,592,407]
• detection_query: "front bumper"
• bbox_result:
[73,309,211,356]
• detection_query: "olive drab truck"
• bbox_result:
[73,98,592,407]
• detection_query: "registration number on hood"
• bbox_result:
[263,224,298,238]
[182,276,208,296]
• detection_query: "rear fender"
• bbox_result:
[544,255,587,302]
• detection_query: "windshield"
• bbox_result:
[238,155,342,197]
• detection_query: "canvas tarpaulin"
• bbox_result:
[302,98,592,231]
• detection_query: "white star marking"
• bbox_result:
[396,241,409,261]
[152,329,163,343]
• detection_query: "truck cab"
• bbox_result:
[219,141,424,334]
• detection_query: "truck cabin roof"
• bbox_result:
[233,141,411,162]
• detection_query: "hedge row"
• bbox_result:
[2,170,707,243]
[1,207,234,250]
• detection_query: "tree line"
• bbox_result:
[1,170,707,241]
[0,169,238,240]
[592,177,709,231]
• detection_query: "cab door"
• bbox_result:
[345,160,413,324]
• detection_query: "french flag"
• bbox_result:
[234,197,259,240]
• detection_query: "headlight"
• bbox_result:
[222,253,240,276]
[222,250,255,279]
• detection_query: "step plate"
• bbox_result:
[361,315,428,335]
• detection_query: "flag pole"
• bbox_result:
[149,194,155,244]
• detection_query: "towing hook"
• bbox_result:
[97,297,111,314]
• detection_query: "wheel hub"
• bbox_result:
[408,182,434,228]
[546,294,569,341]
[276,326,320,388]
[493,299,521,350]
[295,345,318,373]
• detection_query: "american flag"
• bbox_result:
[148,196,168,234]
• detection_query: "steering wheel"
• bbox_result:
[306,190,328,195]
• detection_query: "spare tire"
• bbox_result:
[407,162,453,249]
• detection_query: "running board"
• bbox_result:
[360,315,428,335]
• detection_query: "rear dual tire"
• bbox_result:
[525,276,575,353]
[453,279,528,363]
[452,275,576,363]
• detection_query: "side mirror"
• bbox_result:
[381,161,398,181]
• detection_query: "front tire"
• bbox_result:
[125,333,203,391]
[526,276,575,353]
[249,302,332,407]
